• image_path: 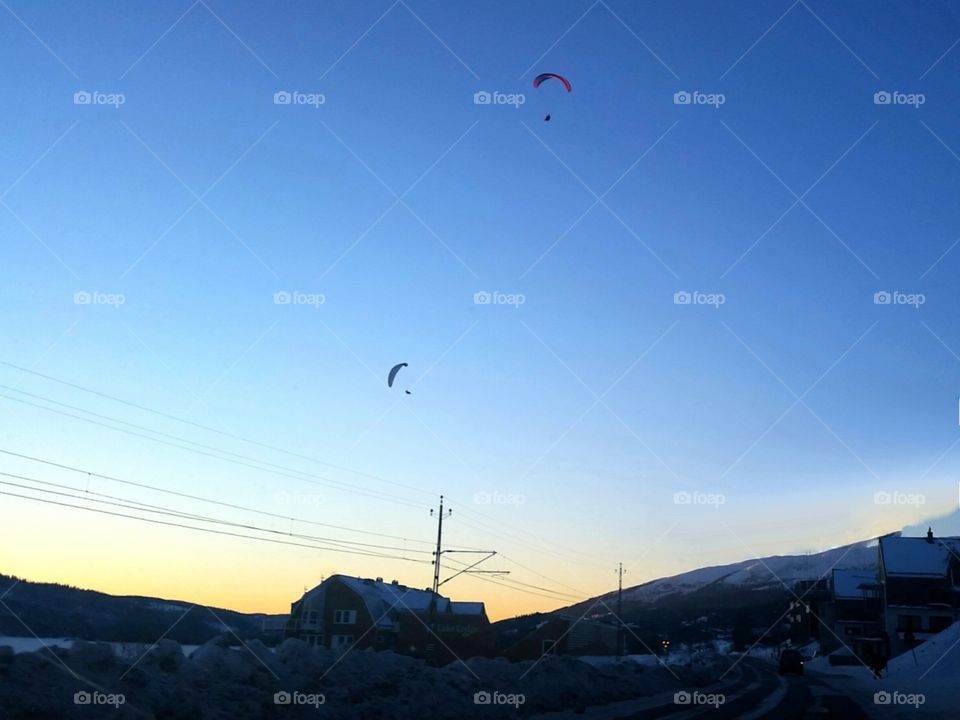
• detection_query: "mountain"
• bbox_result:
[594,535,883,608]
[0,574,283,644]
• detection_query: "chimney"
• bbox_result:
[926,527,934,543]
[391,579,399,585]
[376,577,383,583]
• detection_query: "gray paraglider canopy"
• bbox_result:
[387,363,408,388]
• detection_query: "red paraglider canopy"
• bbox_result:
[532,73,572,92]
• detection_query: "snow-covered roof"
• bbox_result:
[303,576,485,629]
[832,569,879,599]
[880,536,960,577]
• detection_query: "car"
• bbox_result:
[778,648,804,675]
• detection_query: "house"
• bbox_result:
[501,614,619,661]
[878,529,960,656]
[820,568,883,659]
[285,575,493,661]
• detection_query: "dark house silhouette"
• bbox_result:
[286,574,493,662]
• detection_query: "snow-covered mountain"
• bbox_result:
[598,535,885,607]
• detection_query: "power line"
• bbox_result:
[0,392,426,510]
[0,471,434,557]
[0,488,433,563]
[0,448,449,547]
[0,363,608,578]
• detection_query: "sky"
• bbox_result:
[2,0,960,622]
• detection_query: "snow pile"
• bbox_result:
[0,636,729,719]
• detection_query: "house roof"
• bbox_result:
[832,568,879,599]
[303,575,486,630]
[879,536,960,577]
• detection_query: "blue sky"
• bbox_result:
[2,0,960,618]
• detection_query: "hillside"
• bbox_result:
[0,574,282,644]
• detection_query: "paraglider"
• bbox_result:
[533,73,571,121]
[388,363,411,394]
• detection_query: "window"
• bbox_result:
[332,634,354,647]
[334,609,357,624]
[898,614,922,631]
[542,639,557,655]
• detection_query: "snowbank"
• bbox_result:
[0,636,730,719]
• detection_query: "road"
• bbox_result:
[625,658,874,720]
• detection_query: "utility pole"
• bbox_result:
[428,495,452,664]
[430,495,452,596]
[616,563,626,659]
